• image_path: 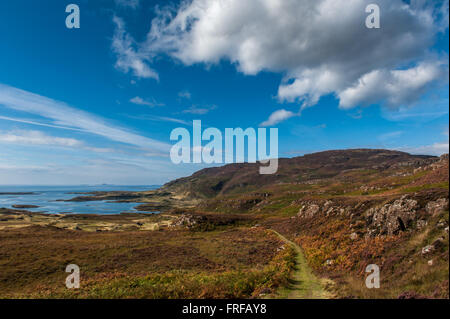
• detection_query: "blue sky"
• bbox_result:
[0,0,448,185]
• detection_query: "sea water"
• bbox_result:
[0,185,160,215]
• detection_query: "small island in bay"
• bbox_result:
[11,205,39,209]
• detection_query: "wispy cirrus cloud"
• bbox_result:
[0,156,188,185]
[0,130,82,147]
[384,111,449,121]
[381,89,449,122]
[115,0,140,9]
[0,129,118,154]
[125,113,191,126]
[395,142,449,156]
[178,90,192,100]
[130,96,164,107]
[394,127,449,156]
[0,84,170,153]
[378,131,404,142]
[0,115,86,132]
[182,104,217,115]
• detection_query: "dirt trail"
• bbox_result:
[271,230,334,299]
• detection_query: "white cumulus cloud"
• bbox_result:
[112,16,159,80]
[113,0,448,124]
[339,61,448,109]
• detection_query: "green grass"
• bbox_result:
[404,182,449,193]
[270,231,333,299]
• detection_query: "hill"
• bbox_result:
[161,149,437,198]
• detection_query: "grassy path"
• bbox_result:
[270,230,334,299]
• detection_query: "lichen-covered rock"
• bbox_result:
[437,219,448,229]
[297,204,320,218]
[416,219,427,229]
[325,259,334,266]
[426,198,449,215]
[365,196,417,237]
[421,245,435,255]
[323,200,333,209]
[170,214,203,228]
[350,232,358,240]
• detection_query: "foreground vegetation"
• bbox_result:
[0,222,295,298]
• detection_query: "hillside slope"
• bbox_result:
[185,151,448,298]
[162,149,437,198]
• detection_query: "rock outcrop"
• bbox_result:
[294,194,448,240]
[425,198,449,215]
[297,204,320,218]
[365,196,417,237]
